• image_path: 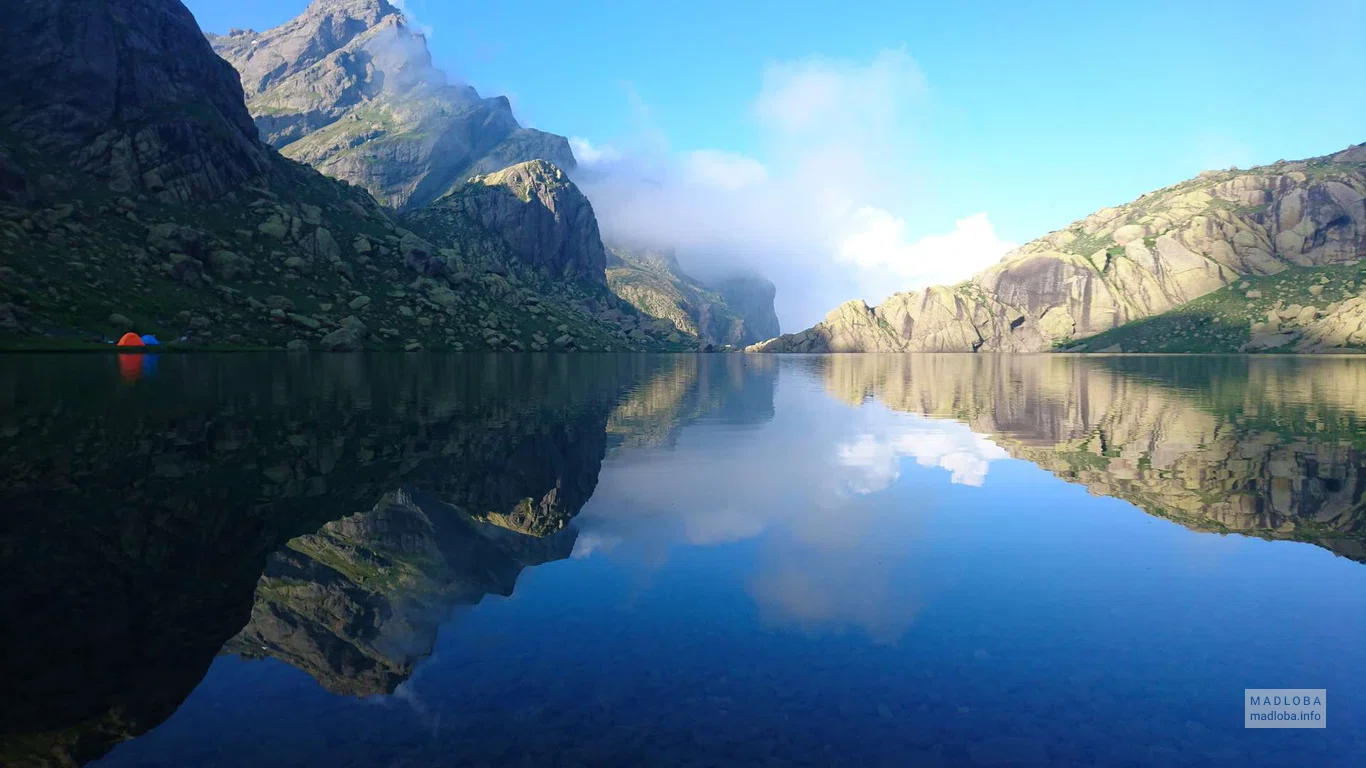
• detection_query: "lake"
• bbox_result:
[1,353,1363,767]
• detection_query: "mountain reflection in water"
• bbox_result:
[0,353,1362,767]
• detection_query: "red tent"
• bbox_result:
[116,332,145,347]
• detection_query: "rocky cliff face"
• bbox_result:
[422,160,607,284]
[709,273,781,343]
[0,0,270,203]
[207,0,576,210]
[751,145,1366,353]
[606,245,780,346]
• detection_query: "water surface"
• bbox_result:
[2,353,1363,767]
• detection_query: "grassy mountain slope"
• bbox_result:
[1068,260,1366,352]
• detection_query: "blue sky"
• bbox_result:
[187,0,1366,326]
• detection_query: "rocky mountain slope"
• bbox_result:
[0,0,684,352]
[414,160,607,285]
[751,144,1366,353]
[606,245,780,347]
[206,0,575,210]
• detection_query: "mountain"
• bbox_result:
[206,0,576,211]
[606,244,780,347]
[750,145,1366,353]
[0,0,686,352]
[200,0,786,346]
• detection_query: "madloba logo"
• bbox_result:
[1245,689,1326,729]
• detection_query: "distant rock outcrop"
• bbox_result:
[606,245,780,346]
[207,0,576,210]
[424,160,607,284]
[751,146,1366,353]
[708,273,781,343]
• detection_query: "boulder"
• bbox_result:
[321,317,366,351]
[287,313,321,330]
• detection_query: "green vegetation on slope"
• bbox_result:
[1063,262,1366,353]
[0,155,690,352]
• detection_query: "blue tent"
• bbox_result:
[140,334,160,345]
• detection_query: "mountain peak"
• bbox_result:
[208,0,578,209]
[475,159,570,192]
[304,0,400,23]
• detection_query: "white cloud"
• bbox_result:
[570,137,623,167]
[572,49,1010,329]
[571,530,621,558]
[754,48,927,161]
[683,150,769,190]
[389,0,436,39]
[837,211,1017,305]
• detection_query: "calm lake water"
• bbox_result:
[2,353,1364,767]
